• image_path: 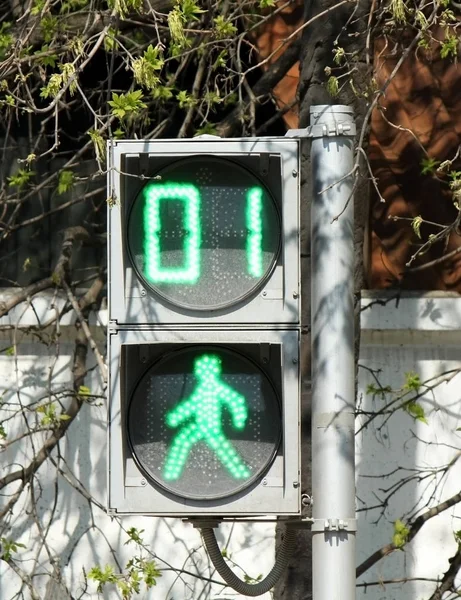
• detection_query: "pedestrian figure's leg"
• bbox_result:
[206,432,250,479]
[164,424,201,480]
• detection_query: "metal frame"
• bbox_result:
[108,328,300,516]
[108,138,300,326]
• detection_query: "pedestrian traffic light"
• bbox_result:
[108,138,301,516]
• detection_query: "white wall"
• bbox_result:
[357,292,461,599]
[1,291,461,599]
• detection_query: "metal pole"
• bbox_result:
[310,105,356,600]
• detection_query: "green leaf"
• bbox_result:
[0,23,15,60]
[178,0,205,21]
[7,169,35,188]
[326,76,339,98]
[366,383,392,395]
[168,8,186,45]
[35,45,58,68]
[454,530,461,546]
[60,62,77,95]
[108,90,147,119]
[176,89,196,109]
[37,402,58,426]
[57,170,75,194]
[420,157,440,175]
[88,129,106,162]
[88,565,118,593]
[389,0,407,23]
[411,215,423,239]
[78,385,91,396]
[404,401,428,424]
[259,0,276,7]
[403,371,421,392]
[40,73,63,99]
[132,45,164,90]
[440,31,458,60]
[141,559,161,587]
[107,0,143,17]
[59,0,89,13]
[151,85,174,101]
[333,47,345,65]
[194,123,218,136]
[40,15,59,43]
[125,527,145,545]
[1,537,26,562]
[31,0,46,15]
[104,28,119,52]
[213,49,228,70]
[213,15,237,39]
[392,519,409,548]
[4,346,14,356]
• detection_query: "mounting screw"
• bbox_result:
[140,479,147,486]
[293,481,300,488]
[262,479,267,486]
[262,291,267,297]
[292,170,298,177]
[292,357,298,364]
[141,289,146,297]
[293,291,299,299]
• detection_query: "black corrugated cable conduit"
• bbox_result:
[200,526,296,597]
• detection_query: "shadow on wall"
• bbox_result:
[356,293,461,598]
[0,337,277,600]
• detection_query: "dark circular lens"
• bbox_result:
[127,156,281,310]
[127,346,281,500]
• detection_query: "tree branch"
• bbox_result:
[216,36,302,137]
[357,489,461,577]
[0,277,102,491]
[428,546,461,600]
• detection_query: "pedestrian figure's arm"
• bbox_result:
[165,394,196,427]
[221,386,248,430]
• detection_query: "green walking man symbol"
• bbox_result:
[163,354,251,481]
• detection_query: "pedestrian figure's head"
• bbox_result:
[194,354,221,381]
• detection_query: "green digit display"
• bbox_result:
[143,183,266,285]
[246,187,263,277]
[144,183,201,283]
[163,354,251,481]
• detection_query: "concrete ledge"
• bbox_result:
[361,290,461,345]
[0,289,107,342]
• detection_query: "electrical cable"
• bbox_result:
[200,525,296,597]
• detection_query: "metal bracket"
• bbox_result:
[108,319,119,334]
[310,518,357,532]
[259,153,270,176]
[185,518,221,529]
[285,122,356,139]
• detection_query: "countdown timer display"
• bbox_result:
[127,346,281,500]
[127,156,281,310]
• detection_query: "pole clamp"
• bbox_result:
[311,518,357,532]
[285,122,356,139]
